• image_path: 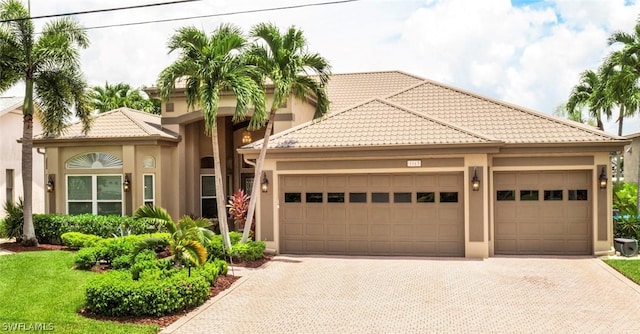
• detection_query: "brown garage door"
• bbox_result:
[494,171,592,255]
[279,173,464,256]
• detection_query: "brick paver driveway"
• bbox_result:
[163,256,640,333]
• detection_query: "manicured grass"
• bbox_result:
[0,251,157,334]
[603,259,640,285]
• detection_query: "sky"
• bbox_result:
[3,0,640,136]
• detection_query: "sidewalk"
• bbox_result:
[0,238,14,256]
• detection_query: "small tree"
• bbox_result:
[227,189,250,233]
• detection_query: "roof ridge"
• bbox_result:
[378,99,501,143]
[118,108,156,136]
[389,79,622,140]
[329,70,425,81]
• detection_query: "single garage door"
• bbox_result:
[279,173,464,256]
[494,171,592,255]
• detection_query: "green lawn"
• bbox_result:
[603,259,640,285]
[0,251,157,334]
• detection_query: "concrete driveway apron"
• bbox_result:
[162,256,640,334]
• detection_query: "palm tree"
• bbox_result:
[89,82,160,114]
[134,205,213,268]
[156,24,266,250]
[0,0,91,245]
[240,23,331,243]
[566,69,611,131]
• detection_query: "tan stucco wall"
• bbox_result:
[623,138,640,183]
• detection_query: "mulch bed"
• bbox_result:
[0,241,270,329]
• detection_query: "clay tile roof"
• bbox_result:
[326,71,425,112]
[36,108,178,140]
[246,98,499,149]
[386,80,621,144]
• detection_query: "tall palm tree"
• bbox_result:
[0,0,91,245]
[566,69,611,131]
[241,23,331,243]
[156,24,266,250]
[609,19,640,207]
[89,82,160,114]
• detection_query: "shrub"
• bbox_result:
[206,231,243,260]
[231,241,266,262]
[32,214,161,244]
[60,232,104,249]
[75,247,101,269]
[2,198,24,241]
[85,270,210,317]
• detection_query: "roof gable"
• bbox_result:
[0,96,23,117]
[386,80,621,144]
[326,71,425,112]
[247,99,499,149]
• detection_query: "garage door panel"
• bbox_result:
[280,173,464,256]
[284,224,303,236]
[349,240,370,253]
[326,240,347,252]
[494,170,591,255]
[305,224,324,236]
[348,224,369,237]
[327,224,346,237]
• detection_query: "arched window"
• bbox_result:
[66,152,123,169]
[143,156,156,168]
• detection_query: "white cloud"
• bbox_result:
[4,0,640,135]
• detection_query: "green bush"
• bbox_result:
[206,231,243,260]
[85,270,210,317]
[75,247,101,269]
[61,232,104,249]
[32,214,161,244]
[613,182,640,239]
[231,241,266,262]
[2,198,24,241]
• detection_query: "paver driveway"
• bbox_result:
[163,256,640,334]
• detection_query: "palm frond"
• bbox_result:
[134,205,175,234]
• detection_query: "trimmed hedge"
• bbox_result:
[61,232,104,249]
[206,231,266,262]
[85,260,228,317]
[73,233,170,270]
[33,214,160,244]
[85,270,209,317]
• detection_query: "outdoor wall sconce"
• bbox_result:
[599,167,608,189]
[46,175,55,193]
[471,168,480,191]
[261,172,269,192]
[123,175,131,192]
[241,130,252,144]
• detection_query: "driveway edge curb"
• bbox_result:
[160,274,250,334]
[595,258,640,294]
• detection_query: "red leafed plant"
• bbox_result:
[228,189,250,232]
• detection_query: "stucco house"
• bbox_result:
[0,96,45,218]
[33,71,628,258]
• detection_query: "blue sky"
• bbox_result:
[5,0,640,136]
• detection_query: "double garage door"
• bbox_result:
[494,171,592,255]
[279,173,464,256]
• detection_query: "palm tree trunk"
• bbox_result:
[241,108,277,243]
[21,79,37,246]
[616,107,625,183]
[211,127,232,250]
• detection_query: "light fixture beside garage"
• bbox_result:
[471,168,480,191]
[261,172,269,192]
[599,167,608,189]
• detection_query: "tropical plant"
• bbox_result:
[0,0,92,245]
[156,24,267,249]
[566,69,611,131]
[89,82,160,114]
[133,205,214,267]
[609,20,640,206]
[2,197,23,241]
[242,23,331,243]
[227,189,250,232]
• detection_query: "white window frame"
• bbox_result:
[201,174,216,218]
[143,173,155,207]
[66,174,124,215]
[5,169,14,203]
